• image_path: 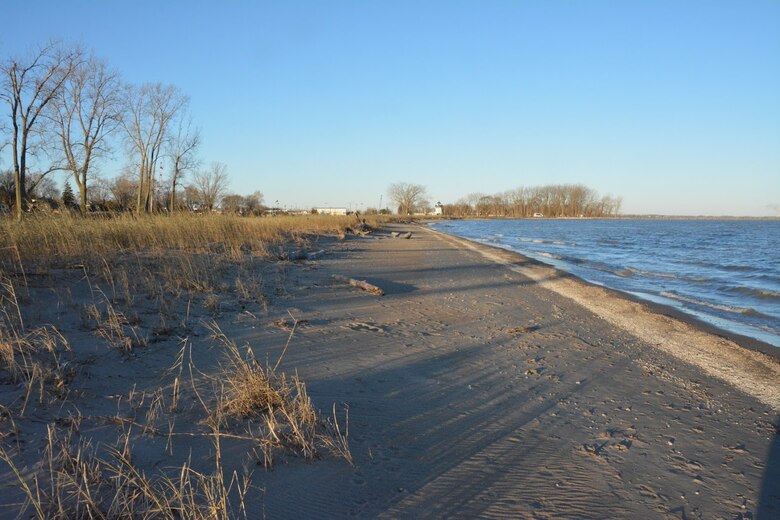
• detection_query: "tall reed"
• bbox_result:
[0,213,384,270]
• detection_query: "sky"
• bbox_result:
[1,1,779,216]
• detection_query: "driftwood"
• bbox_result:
[390,231,400,238]
[390,231,412,239]
[332,274,384,296]
[280,249,326,261]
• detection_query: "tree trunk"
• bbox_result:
[136,164,144,216]
[16,155,27,221]
[78,178,88,215]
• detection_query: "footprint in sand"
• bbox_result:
[344,321,385,333]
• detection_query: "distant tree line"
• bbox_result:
[387,182,621,217]
[0,41,263,219]
[442,184,621,218]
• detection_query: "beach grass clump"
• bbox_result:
[0,421,251,520]
[0,325,73,412]
[208,324,352,468]
[0,279,73,411]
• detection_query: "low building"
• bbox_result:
[316,207,348,216]
[533,212,544,218]
[433,202,444,216]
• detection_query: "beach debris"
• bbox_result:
[272,317,309,330]
[278,249,326,261]
[389,231,412,239]
[343,222,372,237]
[507,325,541,334]
[354,219,372,235]
[344,321,385,333]
[332,274,384,296]
[390,231,400,238]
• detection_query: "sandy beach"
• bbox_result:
[1,221,779,518]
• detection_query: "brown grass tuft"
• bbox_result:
[207,323,352,468]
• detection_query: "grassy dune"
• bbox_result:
[0,213,380,518]
[0,213,387,268]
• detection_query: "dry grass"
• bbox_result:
[0,420,252,520]
[207,323,352,469]
[83,296,146,354]
[0,321,353,518]
[0,213,385,271]
[0,213,364,517]
[0,278,73,413]
[0,324,73,414]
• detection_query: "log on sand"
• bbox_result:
[332,274,384,296]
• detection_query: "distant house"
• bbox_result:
[533,212,544,218]
[316,207,348,216]
[433,202,444,216]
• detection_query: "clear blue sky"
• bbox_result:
[2,1,779,215]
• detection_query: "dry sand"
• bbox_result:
[1,222,779,518]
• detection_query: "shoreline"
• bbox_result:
[425,224,780,411]
[426,223,780,361]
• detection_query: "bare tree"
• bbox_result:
[89,174,112,206]
[220,190,264,215]
[120,82,187,214]
[108,169,137,211]
[49,55,121,214]
[0,169,15,208]
[167,116,200,211]
[190,161,229,211]
[183,184,203,211]
[221,193,245,214]
[387,182,429,215]
[244,190,264,215]
[1,42,80,219]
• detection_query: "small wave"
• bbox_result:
[723,286,780,302]
[625,266,710,283]
[537,252,562,259]
[751,274,780,285]
[660,291,769,318]
[557,255,586,265]
[757,323,780,336]
[517,238,575,247]
[683,259,767,274]
[721,264,757,272]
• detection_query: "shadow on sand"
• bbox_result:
[758,415,779,519]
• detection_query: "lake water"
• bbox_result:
[429,219,780,347]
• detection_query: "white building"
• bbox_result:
[316,207,348,216]
[433,202,444,215]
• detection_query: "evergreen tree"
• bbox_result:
[62,180,76,208]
